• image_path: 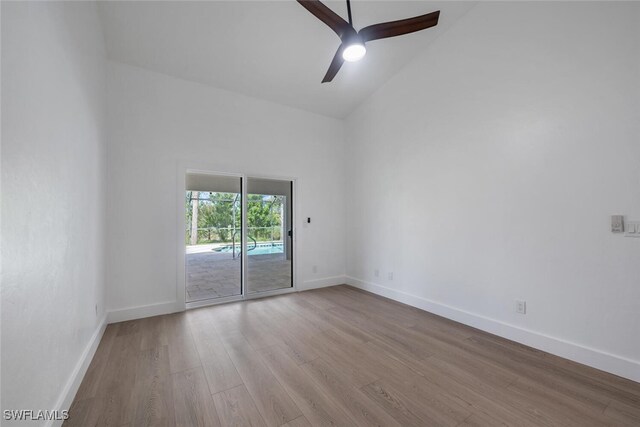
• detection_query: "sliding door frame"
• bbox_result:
[177,164,297,311]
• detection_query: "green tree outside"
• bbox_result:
[186,192,283,245]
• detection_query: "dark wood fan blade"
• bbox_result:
[297,0,353,39]
[322,45,345,83]
[358,10,440,42]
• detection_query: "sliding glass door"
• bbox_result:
[185,174,242,302]
[246,178,294,294]
[184,173,293,304]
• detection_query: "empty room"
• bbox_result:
[1,0,639,426]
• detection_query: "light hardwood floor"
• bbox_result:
[65,285,640,426]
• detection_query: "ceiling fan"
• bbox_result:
[297,0,440,83]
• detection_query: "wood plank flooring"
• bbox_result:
[65,285,640,426]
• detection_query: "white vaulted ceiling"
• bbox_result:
[99,1,475,118]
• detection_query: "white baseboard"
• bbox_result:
[107,301,179,323]
[105,275,348,323]
[105,276,348,323]
[346,276,640,383]
[48,315,108,427]
[300,275,347,291]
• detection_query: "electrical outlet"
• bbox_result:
[387,272,394,281]
[374,269,379,278]
[312,265,318,274]
[515,300,526,314]
[611,215,624,233]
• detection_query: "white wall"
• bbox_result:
[345,2,640,380]
[1,1,107,423]
[106,62,346,317]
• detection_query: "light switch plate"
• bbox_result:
[625,221,640,238]
[611,215,624,233]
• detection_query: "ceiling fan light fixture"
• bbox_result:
[297,0,440,82]
[342,43,366,62]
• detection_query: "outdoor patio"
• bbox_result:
[186,244,291,301]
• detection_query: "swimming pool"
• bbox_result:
[214,242,284,255]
